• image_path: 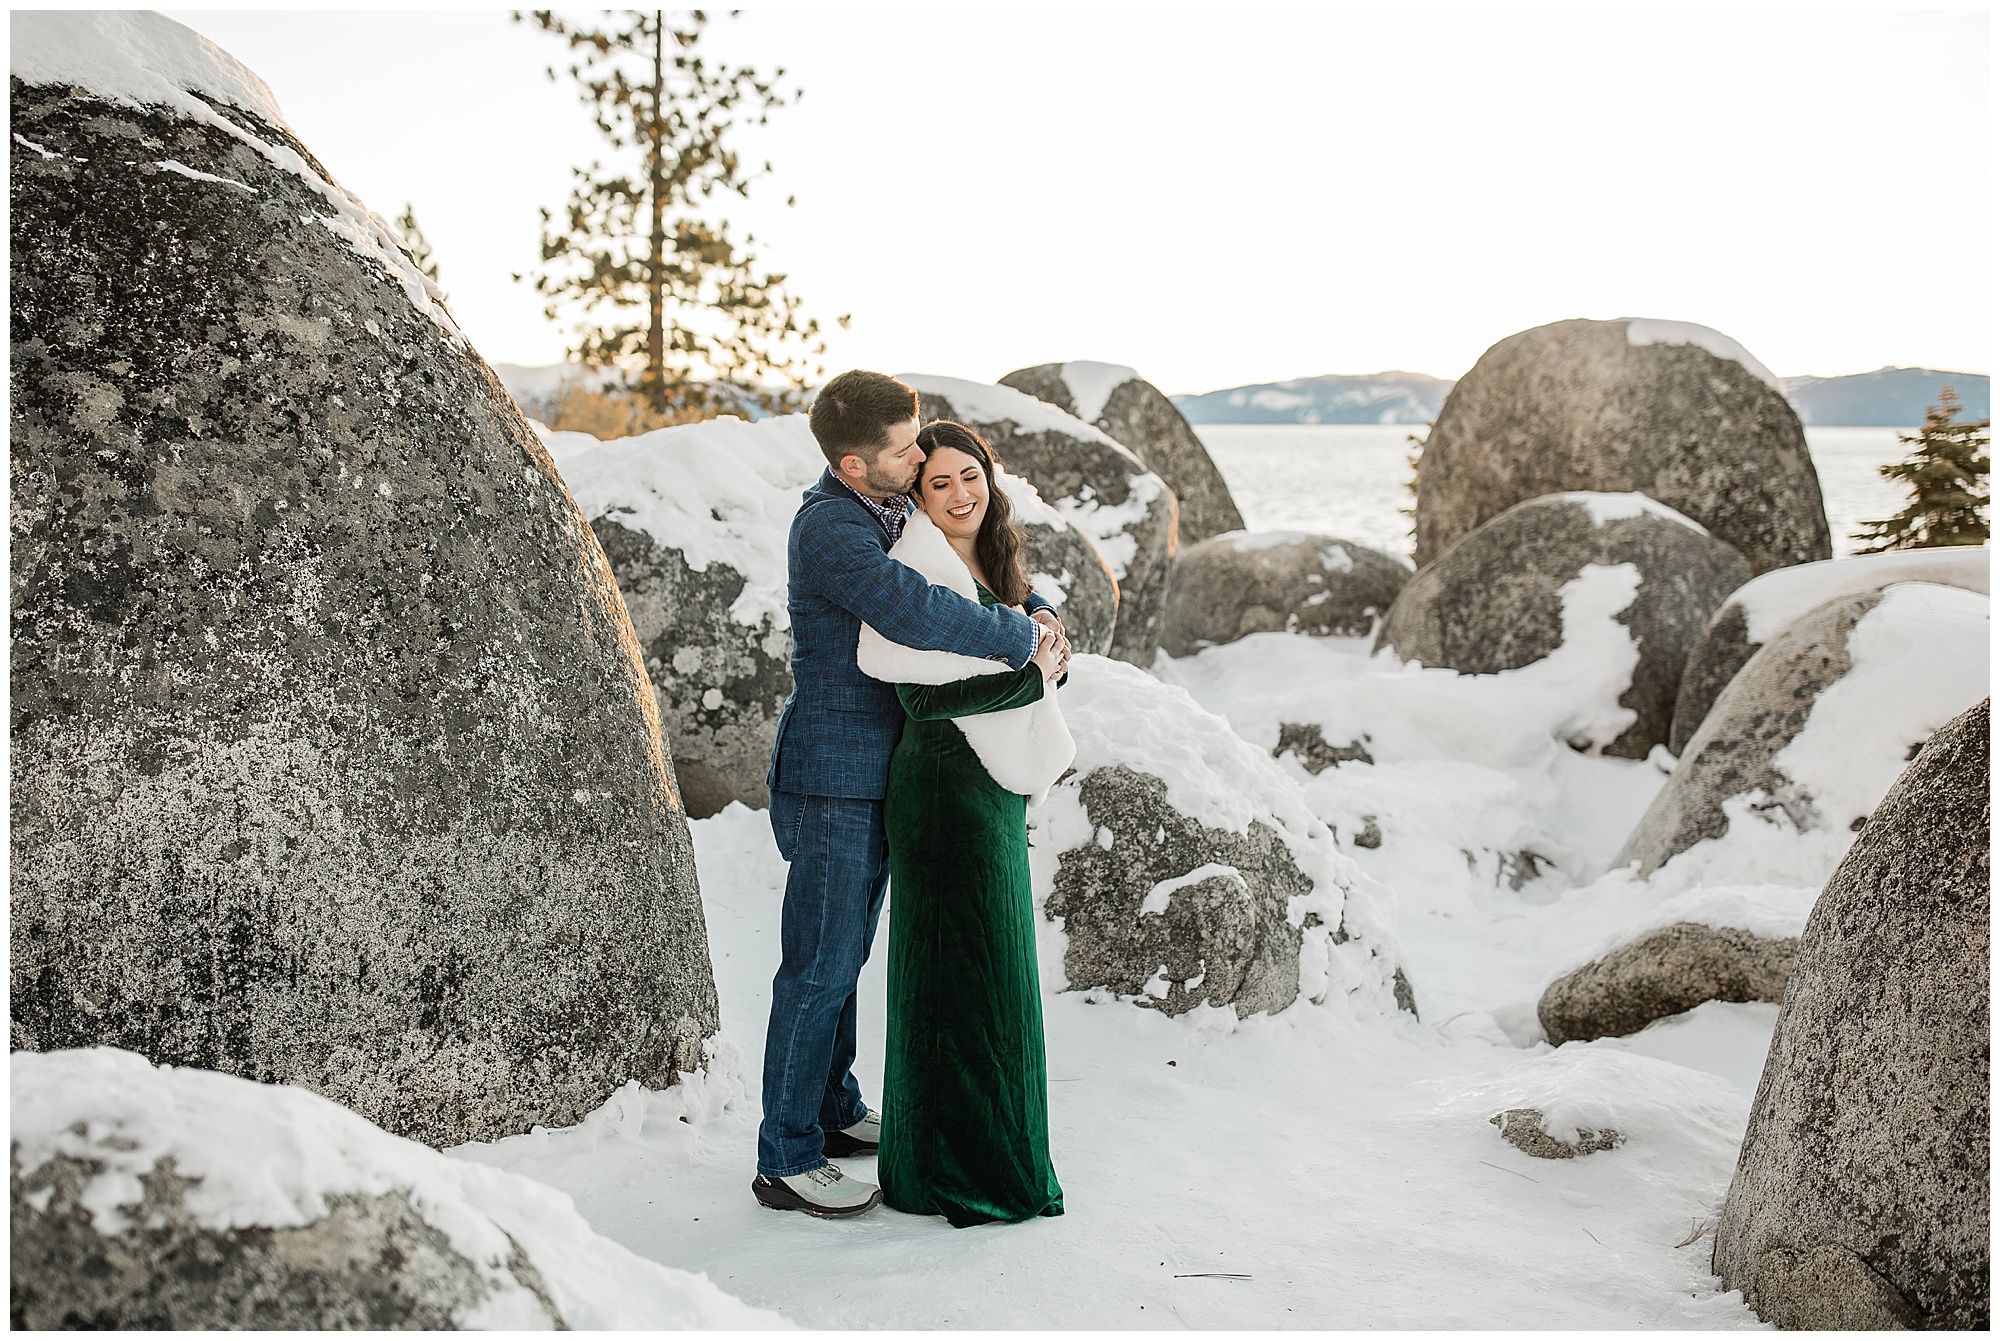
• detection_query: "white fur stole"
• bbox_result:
[856,510,1075,805]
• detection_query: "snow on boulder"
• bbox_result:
[9,1048,784,1330]
[1028,656,1414,1021]
[1377,492,1752,758]
[906,374,1179,665]
[1535,883,1815,1044]
[1613,583,1990,881]
[1412,318,1830,575]
[1669,546,1990,755]
[1000,361,1245,542]
[1162,531,1412,654]
[1712,698,1989,1330]
[550,415,822,817]
[9,12,717,1145]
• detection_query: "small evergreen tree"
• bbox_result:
[1852,386,1991,552]
[517,9,838,420]
[1401,424,1430,529]
[394,203,446,301]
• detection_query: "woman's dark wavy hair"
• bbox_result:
[912,419,1032,607]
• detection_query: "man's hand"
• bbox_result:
[1030,609,1064,638]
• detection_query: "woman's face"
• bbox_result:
[915,445,989,541]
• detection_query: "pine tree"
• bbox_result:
[1852,386,1991,552]
[394,204,446,301]
[517,9,837,421]
[1401,425,1429,529]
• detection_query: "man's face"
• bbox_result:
[845,416,924,499]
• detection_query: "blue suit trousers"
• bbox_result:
[757,789,889,1177]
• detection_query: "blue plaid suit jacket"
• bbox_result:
[766,469,1050,800]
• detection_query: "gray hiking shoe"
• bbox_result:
[752,1163,883,1218]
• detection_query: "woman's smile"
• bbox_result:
[917,444,991,541]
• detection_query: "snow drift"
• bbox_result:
[9,1048,784,1330]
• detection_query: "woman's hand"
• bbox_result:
[1031,623,1066,680]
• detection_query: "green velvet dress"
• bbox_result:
[880,584,1065,1228]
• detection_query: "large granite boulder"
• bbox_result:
[1411,319,1830,575]
[1614,583,1989,878]
[1377,492,1752,758]
[9,14,717,1145]
[1713,698,1990,1330]
[1031,656,1415,1021]
[1000,361,1244,542]
[1670,546,1990,755]
[1162,531,1412,655]
[10,1047,777,1329]
[905,374,1179,665]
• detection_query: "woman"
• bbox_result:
[860,419,1069,1228]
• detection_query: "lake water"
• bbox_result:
[1194,424,1912,561]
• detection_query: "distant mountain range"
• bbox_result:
[1780,367,1988,427]
[1173,367,1989,428]
[1174,373,1453,426]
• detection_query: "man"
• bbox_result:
[752,370,1067,1218]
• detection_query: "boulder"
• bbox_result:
[1411,318,1830,575]
[994,465,1120,657]
[1614,583,1989,878]
[1712,698,1990,1330]
[1272,722,1374,773]
[1000,361,1244,542]
[905,374,1179,665]
[1031,656,1415,1021]
[9,1047,778,1329]
[8,14,717,1145]
[547,415,821,818]
[1670,547,1990,755]
[1537,923,1796,1045]
[1488,1109,1623,1159]
[1161,531,1412,655]
[1377,492,1752,758]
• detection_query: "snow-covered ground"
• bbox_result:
[442,609,1967,1326]
[453,803,1761,1329]
[432,407,1988,1329]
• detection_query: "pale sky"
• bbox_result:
[167,7,1991,395]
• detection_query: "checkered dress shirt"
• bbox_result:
[835,476,911,546]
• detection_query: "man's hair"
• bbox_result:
[808,370,919,468]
